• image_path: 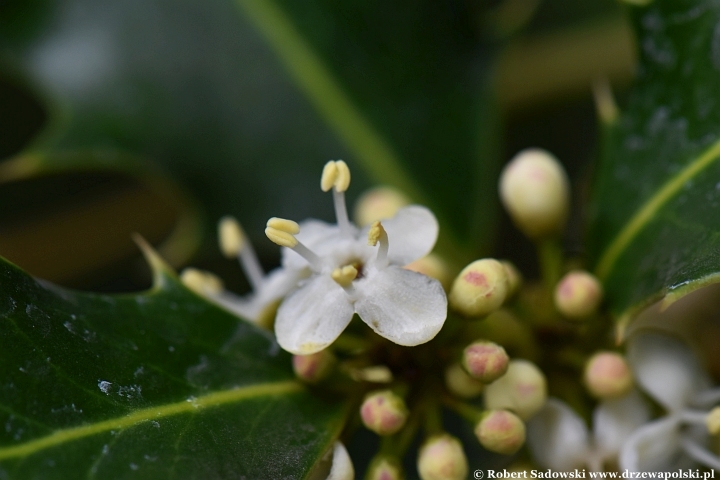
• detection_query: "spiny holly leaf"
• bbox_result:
[588,0,720,327]
[0,250,345,479]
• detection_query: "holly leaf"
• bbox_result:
[588,0,720,326]
[0,249,346,479]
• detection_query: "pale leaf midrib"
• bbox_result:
[595,137,720,281]
[0,381,302,461]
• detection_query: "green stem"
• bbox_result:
[442,396,482,424]
[537,238,563,290]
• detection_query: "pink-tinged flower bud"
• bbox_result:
[583,351,633,399]
[417,434,468,480]
[463,341,509,384]
[449,259,508,317]
[360,390,408,436]
[354,186,410,226]
[554,271,603,320]
[475,410,526,455]
[499,148,569,239]
[501,261,522,298]
[405,254,452,290]
[484,360,547,420]
[445,363,484,399]
[367,456,404,480]
[292,350,335,384]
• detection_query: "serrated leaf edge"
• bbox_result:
[0,381,302,461]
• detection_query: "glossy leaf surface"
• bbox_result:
[0,254,345,479]
[588,0,720,320]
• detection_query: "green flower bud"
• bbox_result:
[554,270,603,320]
[583,351,633,399]
[417,434,468,480]
[445,363,484,399]
[484,360,547,420]
[360,390,409,436]
[292,350,335,384]
[449,259,508,317]
[499,148,569,239]
[463,341,509,384]
[475,410,526,455]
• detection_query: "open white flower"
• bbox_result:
[266,160,448,355]
[620,331,720,472]
[527,391,650,471]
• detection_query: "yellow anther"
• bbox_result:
[367,221,386,246]
[707,407,720,435]
[334,160,351,192]
[218,216,244,258]
[265,227,298,248]
[331,265,358,287]
[321,161,339,192]
[181,268,224,296]
[266,217,300,234]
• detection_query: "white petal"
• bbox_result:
[281,219,340,271]
[593,389,651,458]
[370,205,439,265]
[354,266,447,346]
[274,275,354,355]
[526,398,590,471]
[327,442,354,480]
[627,332,710,412]
[619,416,690,472]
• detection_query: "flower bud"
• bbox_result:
[417,434,468,480]
[360,390,408,436]
[449,259,508,317]
[554,271,603,319]
[367,456,404,480]
[484,360,547,420]
[463,341,509,384]
[499,148,569,239]
[445,363,484,399]
[292,350,335,384]
[405,254,452,290]
[501,261,522,298]
[475,410,526,455]
[354,186,410,226]
[583,351,633,399]
[707,407,720,435]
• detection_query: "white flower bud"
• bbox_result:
[583,351,633,399]
[354,186,410,226]
[499,148,569,239]
[484,360,547,420]
[554,271,603,320]
[417,434,468,480]
[292,350,336,384]
[463,341,509,384]
[449,259,508,317]
[367,456,404,480]
[360,390,408,436]
[445,363,484,399]
[475,410,526,455]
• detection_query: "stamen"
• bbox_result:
[368,221,389,268]
[331,265,358,288]
[333,189,353,237]
[680,437,720,471]
[265,227,298,248]
[706,407,720,435]
[219,217,265,291]
[334,160,351,192]
[181,268,224,296]
[679,410,710,426]
[267,217,300,234]
[692,387,720,407]
[321,161,338,192]
[320,161,354,237]
[265,218,323,270]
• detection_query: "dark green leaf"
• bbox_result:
[0,252,345,479]
[588,0,720,324]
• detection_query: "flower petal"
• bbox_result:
[274,275,354,355]
[527,398,590,471]
[370,205,439,265]
[627,332,710,412]
[593,389,650,458]
[618,416,691,472]
[327,442,354,480]
[354,266,447,346]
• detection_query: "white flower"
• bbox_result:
[527,391,650,471]
[619,332,720,472]
[307,442,355,480]
[266,161,448,355]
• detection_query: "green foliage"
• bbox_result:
[588,0,720,320]
[0,253,345,479]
